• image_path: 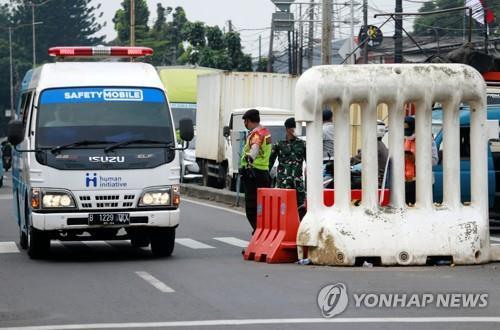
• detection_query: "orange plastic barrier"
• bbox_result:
[244,188,391,264]
[244,188,300,263]
[323,189,390,207]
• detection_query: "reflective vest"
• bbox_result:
[404,138,416,181]
[240,126,272,171]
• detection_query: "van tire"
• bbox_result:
[150,228,175,257]
[25,201,49,259]
[19,228,28,250]
[18,195,28,249]
[27,227,50,259]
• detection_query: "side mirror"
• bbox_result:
[179,118,194,142]
[7,120,24,146]
[223,126,230,137]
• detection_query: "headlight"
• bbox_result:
[139,187,172,206]
[31,188,76,209]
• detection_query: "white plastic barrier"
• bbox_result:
[296,64,494,266]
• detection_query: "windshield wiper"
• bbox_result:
[104,139,173,153]
[51,140,114,154]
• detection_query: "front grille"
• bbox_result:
[96,202,119,208]
[76,194,136,209]
[95,195,119,201]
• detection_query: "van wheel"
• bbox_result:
[150,228,175,257]
[25,202,49,259]
[18,195,28,249]
[19,228,28,250]
[27,227,50,259]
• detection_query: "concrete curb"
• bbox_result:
[180,183,245,207]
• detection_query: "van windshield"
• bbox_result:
[36,87,174,148]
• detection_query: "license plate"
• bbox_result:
[88,213,130,225]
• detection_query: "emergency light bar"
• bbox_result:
[48,46,154,58]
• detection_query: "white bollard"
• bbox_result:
[295,64,490,266]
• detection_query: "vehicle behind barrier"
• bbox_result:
[432,105,500,221]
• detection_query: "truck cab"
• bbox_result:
[224,107,300,190]
[8,46,193,259]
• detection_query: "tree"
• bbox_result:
[206,26,225,50]
[0,4,30,135]
[184,21,206,48]
[413,0,499,37]
[153,3,171,34]
[11,0,105,64]
[256,58,268,72]
[169,6,188,63]
[113,0,150,43]
[225,31,244,69]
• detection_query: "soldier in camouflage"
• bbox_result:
[269,117,306,208]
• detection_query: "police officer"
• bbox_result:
[240,109,272,232]
[269,117,306,209]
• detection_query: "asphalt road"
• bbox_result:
[0,176,500,330]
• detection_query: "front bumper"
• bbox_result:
[32,209,180,231]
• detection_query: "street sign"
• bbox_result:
[358,25,383,49]
[271,0,295,12]
[272,12,294,32]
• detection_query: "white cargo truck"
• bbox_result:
[195,72,297,189]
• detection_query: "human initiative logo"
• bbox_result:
[317,283,488,318]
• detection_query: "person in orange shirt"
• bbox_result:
[404,116,439,205]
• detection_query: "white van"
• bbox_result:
[8,46,193,259]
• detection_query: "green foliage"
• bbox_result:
[113,0,150,43]
[413,0,500,37]
[11,0,105,63]
[111,3,253,71]
[0,1,104,129]
[184,21,206,48]
[256,57,268,72]
[206,26,225,50]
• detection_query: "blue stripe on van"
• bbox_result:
[40,87,165,104]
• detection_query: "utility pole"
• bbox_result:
[292,31,299,75]
[31,3,36,67]
[308,0,314,68]
[299,3,304,73]
[484,12,488,53]
[288,31,292,74]
[130,0,135,46]
[363,0,368,63]
[322,0,332,65]
[259,35,262,62]
[9,27,13,114]
[267,20,274,72]
[349,0,355,64]
[394,0,403,63]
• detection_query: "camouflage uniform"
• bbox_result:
[269,137,306,207]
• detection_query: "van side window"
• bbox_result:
[18,93,30,120]
[21,92,33,127]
